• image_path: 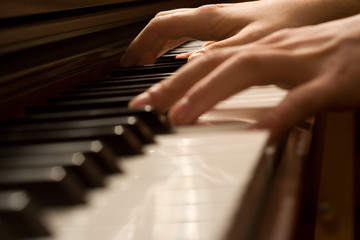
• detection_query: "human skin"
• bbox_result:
[120,0,360,67]
[127,14,360,141]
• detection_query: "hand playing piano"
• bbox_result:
[128,14,360,140]
[120,0,360,66]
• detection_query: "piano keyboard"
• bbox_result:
[0,41,287,240]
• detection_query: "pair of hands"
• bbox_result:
[121,0,360,140]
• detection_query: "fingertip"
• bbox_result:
[251,111,291,143]
[120,52,136,67]
[249,123,277,144]
[138,51,158,66]
[128,92,151,108]
[168,98,196,125]
[119,55,128,67]
[176,52,191,59]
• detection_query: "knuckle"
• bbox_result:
[271,28,292,39]
[147,15,171,34]
[210,41,228,49]
[154,11,164,18]
[149,15,164,26]
[149,11,174,26]
[235,51,262,68]
[196,4,234,40]
[151,10,186,30]
[155,10,170,18]
[196,4,224,15]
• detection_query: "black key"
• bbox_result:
[0,191,50,238]
[0,167,86,205]
[49,88,148,101]
[27,106,171,134]
[71,83,153,92]
[165,49,192,54]
[93,72,171,82]
[0,125,143,156]
[111,62,183,77]
[76,81,152,90]
[0,116,154,144]
[155,54,178,63]
[27,96,133,113]
[174,41,206,49]
[0,153,105,188]
[124,116,155,144]
[0,141,120,174]
[81,73,170,86]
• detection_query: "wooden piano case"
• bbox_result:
[0,1,358,240]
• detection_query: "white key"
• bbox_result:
[37,125,269,240]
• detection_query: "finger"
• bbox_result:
[139,38,190,65]
[129,50,231,111]
[254,26,329,52]
[121,36,188,67]
[176,41,215,59]
[169,48,291,125]
[133,8,195,64]
[253,78,335,141]
[255,28,294,45]
[176,51,195,59]
[188,37,239,61]
[120,5,235,66]
[188,24,277,61]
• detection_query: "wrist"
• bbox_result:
[274,0,360,26]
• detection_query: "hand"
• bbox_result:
[129,14,360,140]
[120,0,360,66]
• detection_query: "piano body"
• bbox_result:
[0,0,358,240]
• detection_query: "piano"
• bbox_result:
[0,1,358,240]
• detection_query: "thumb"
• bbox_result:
[176,41,216,59]
[188,38,237,61]
[188,24,284,61]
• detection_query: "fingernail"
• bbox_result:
[129,92,151,108]
[176,53,189,59]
